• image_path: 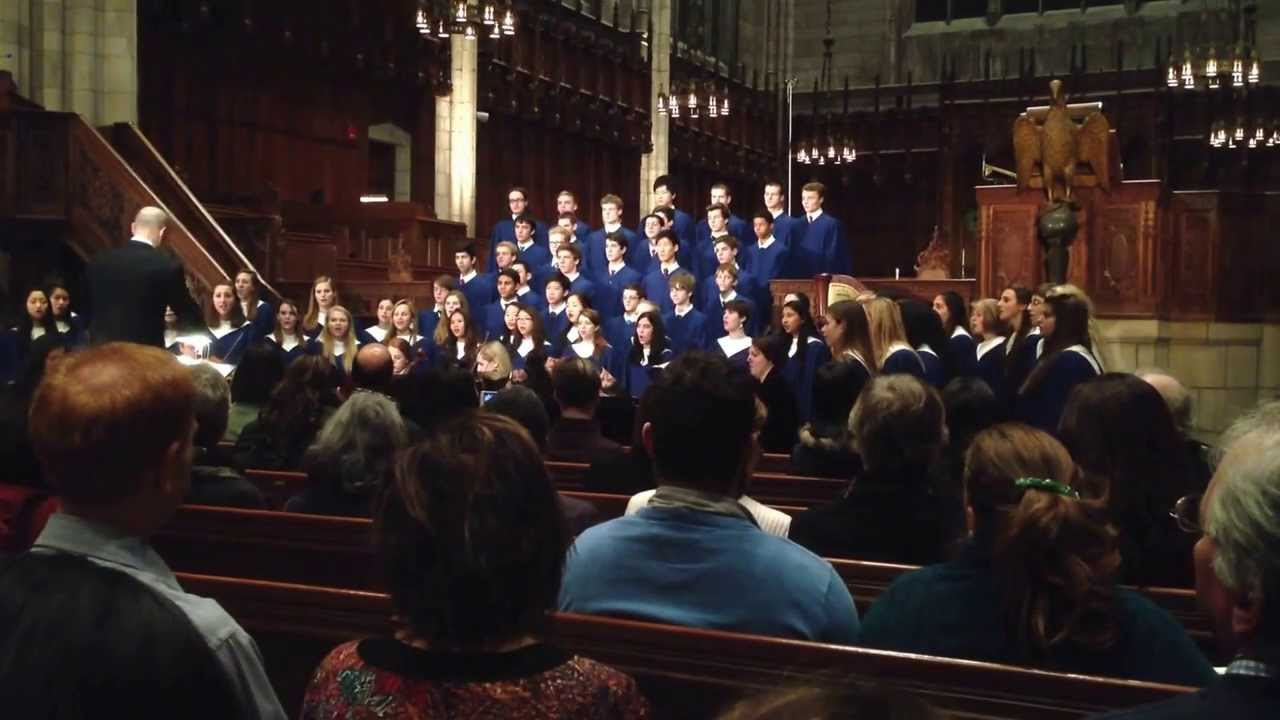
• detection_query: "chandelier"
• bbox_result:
[1166,1,1261,90]
[793,0,855,166]
[656,80,730,119]
[416,1,515,40]
[1207,117,1280,149]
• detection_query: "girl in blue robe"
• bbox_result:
[900,299,951,389]
[46,282,88,348]
[864,297,926,380]
[623,310,673,399]
[713,298,753,373]
[934,291,976,378]
[1016,294,1103,434]
[204,281,250,366]
[234,270,274,344]
[559,309,619,383]
[264,299,318,366]
[970,298,1007,397]
[511,305,552,373]
[778,297,832,423]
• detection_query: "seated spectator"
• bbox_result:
[187,364,266,509]
[789,360,863,479]
[225,343,284,443]
[0,333,68,489]
[1098,401,1280,719]
[485,385,602,535]
[748,332,799,454]
[285,391,407,517]
[475,340,513,392]
[940,376,1005,501]
[584,385,658,496]
[349,342,394,395]
[1137,368,1215,487]
[0,552,238,719]
[559,352,859,643]
[1059,373,1206,588]
[27,343,285,718]
[857,423,1214,687]
[546,357,625,465]
[233,355,341,470]
[789,374,958,564]
[301,411,648,718]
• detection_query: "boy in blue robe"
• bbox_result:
[487,186,547,272]
[481,269,522,341]
[553,237,596,309]
[594,232,642,319]
[603,284,645,351]
[541,273,571,353]
[694,183,752,273]
[662,271,709,355]
[762,179,801,250]
[701,263,759,340]
[641,229,685,315]
[455,245,496,312]
[510,261,545,312]
[585,194,639,277]
[790,181,851,278]
[649,175,695,262]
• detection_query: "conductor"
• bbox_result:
[87,207,203,347]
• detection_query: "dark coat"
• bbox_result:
[86,240,202,347]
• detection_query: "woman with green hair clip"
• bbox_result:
[856,423,1215,688]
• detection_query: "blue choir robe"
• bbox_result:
[361,325,393,345]
[770,212,802,250]
[916,344,947,389]
[481,300,520,341]
[242,300,274,345]
[54,313,90,348]
[881,343,927,380]
[781,336,833,423]
[696,215,752,266]
[1016,345,1103,434]
[542,306,571,353]
[1001,329,1041,409]
[715,335,753,373]
[565,273,598,308]
[629,242,662,277]
[975,336,1007,398]
[641,265,683,315]
[488,217,548,272]
[594,264,642,319]
[560,341,620,379]
[514,287,545,312]
[0,328,20,384]
[585,226,640,279]
[623,346,673,399]
[644,208,697,270]
[529,261,561,297]
[417,308,443,342]
[515,241,552,273]
[603,314,639,352]
[701,291,759,341]
[663,307,709,355]
[459,272,497,314]
[948,327,978,378]
[790,212,851,278]
[512,338,552,371]
[699,271,760,316]
[207,322,250,365]
[743,238,791,286]
[264,333,318,366]
[694,233,738,280]
[391,333,430,358]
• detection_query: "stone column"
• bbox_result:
[0,0,137,125]
[638,0,671,212]
[434,35,478,238]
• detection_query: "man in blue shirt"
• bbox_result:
[559,351,860,644]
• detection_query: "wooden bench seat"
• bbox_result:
[176,571,1192,720]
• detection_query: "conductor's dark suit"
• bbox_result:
[87,239,202,347]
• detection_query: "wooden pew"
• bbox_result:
[177,572,1192,720]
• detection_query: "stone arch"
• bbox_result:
[368,122,412,202]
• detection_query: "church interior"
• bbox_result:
[3,1,1280,718]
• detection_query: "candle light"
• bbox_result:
[894,267,900,280]
[961,248,966,277]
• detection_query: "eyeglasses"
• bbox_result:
[1170,494,1203,535]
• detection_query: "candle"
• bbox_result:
[895,267,900,280]
[961,248,966,277]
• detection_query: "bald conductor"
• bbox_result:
[87,207,203,347]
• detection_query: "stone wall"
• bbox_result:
[1101,319,1280,440]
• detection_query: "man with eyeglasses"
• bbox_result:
[1098,400,1280,719]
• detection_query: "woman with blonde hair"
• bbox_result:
[1047,283,1110,372]
[389,299,427,356]
[431,290,470,349]
[863,296,925,379]
[857,423,1212,686]
[969,298,1006,396]
[475,341,514,392]
[318,305,358,375]
[303,276,339,337]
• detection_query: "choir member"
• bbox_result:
[552,238,596,308]
[701,262,758,340]
[491,240,519,274]
[970,298,1007,397]
[2,287,57,383]
[487,186,547,272]
[512,215,550,271]
[540,274,571,350]
[362,298,395,343]
[640,229,684,315]
[302,275,338,338]
[821,298,875,398]
[603,284,645,351]
[385,337,413,376]
[749,332,799,454]
[434,308,481,372]
[631,212,665,276]
[559,308,618,382]
[418,275,457,341]
[511,306,552,373]
[233,270,273,343]
[318,305,358,377]
[997,284,1036,405]
[389,300,428,357]
[204,281,249,365]
[480,269,521,341]
[455,245,496,312]
[899,299,950,389]
[45,280,87,347]
[264,299,315,366]
[555,293,591,351]
[510,260,544,311]
[696,202,736,279]
[695,183,752,261]
[555,190,592,245]
[622,310,672,400]
[586,194,639,276]
[934,291,977,377]
[594,231,642,319]
[428,290,470,367]
[762,179,801,250]
[650,175,695,258]
[779,296,832,423]
[792,181,851,277]
[662,271,709,355]
[1015,293,1103,434]
[715,299,754,372]
[743,210,791,290]
[864,297,926,379]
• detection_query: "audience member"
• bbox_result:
[0,333,67,488]
[301,412,648,718]
[1137,368,1215,486]
[27,343,285,718]
[560,352,859,643]
[789,375,957,564]
[1058,373,1205,588]
[226,343,285,442]
[857,423,1213,687]
[0,552,239,719]
[584,385,659,496]
[350,342,394,395]
[475,340,514,392]
[286,391,407,517]
[939,376,1005,501]
[1098,401,1280,718]
[547,357,625,464]
[789,360,863,479]
[187,364,266,509]
[234,355,341,470]
[748,332,798,453]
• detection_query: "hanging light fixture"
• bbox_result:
[417,1,515,41]
[655,80,728,121]
[1248,49,1261,84]
[1170,2,1263,92]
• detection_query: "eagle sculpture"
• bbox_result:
[1013,79,1111,204]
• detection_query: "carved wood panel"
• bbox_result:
[1091,204,1148,315]
[1170,206,1216,319]
[16,113,68,218]
[979,204,1038,298]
